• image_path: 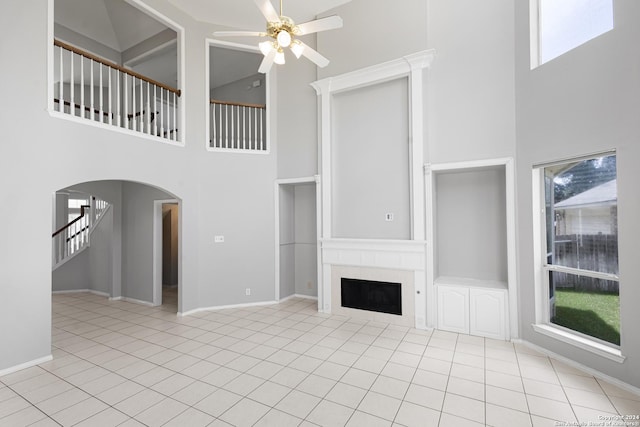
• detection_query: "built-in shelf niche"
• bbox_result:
[425,158,518,339]
[434,164,508,289]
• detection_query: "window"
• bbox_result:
[532,0,614,66]
[534,153,620,350]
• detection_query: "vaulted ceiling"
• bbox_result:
[54,0,351,89]
[168,0,352,30]
[55,0,168,52]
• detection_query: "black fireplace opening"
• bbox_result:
[341,278,402,316]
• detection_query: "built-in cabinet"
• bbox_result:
[426,158,517,340]
[436,278,508,340]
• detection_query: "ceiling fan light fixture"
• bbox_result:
[276,30,291,48]
[274,48,286,65]
[259,41,274,56]
[291,40,304,58]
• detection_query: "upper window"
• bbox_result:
[535,153,619,347]
[533,0,614,66]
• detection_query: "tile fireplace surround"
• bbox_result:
[321,239,427,329]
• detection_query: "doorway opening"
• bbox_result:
[153,199,180,311]
[161,203,179,310]
[276,177,321,308]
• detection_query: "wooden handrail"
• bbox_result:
[210,99,266,109]
[52,205,90,238]
[54,39,181,97]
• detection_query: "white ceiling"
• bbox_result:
[168,0,352,30]
[55,0,169,52]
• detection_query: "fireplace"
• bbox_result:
[325,265,416,327]
[341,278,402,315]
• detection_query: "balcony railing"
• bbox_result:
[53,39,181,142]
[210,99,267,152]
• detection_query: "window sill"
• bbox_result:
[532,324,625,364]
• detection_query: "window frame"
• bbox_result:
[205,39,273,155]
[529,0,614,69]
[531,151,624,363]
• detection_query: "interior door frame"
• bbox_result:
[274,176,321,307]
[153,199,180,307]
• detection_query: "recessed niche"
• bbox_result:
[434,165,508,287]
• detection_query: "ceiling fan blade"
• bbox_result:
[258,49,277,74]
[297,41,330,68]
[296,15,343,35]
[254,0,281,23]
[213,31,266,37]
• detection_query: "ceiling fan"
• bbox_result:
[213,0,343,73]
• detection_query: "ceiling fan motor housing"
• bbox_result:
[267,16,299,41]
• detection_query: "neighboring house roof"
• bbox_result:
[555,179,617,209]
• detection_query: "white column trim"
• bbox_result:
[311,50,435,324]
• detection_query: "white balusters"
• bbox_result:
[58,46,64,112]
[70,48,75,115]
[209,101,267,151]
[98,64,104,123]
[53,41,180,142]
[80,56,85,118]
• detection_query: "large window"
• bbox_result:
[535,153,620,349]
[532,0,614,66]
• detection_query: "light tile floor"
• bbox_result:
[1,292,639,426]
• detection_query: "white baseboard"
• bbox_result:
[0,355,53,378]
[52,289,110,298]
[513,339,640,397]
[179,294,320,317]
[280,294,318,302]
[179,300,278,317]
[113,297,154,307]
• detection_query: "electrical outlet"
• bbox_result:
[214,235,224,243]
[307,281,313,289]
[245,288,251,296]
[385,213,394,222]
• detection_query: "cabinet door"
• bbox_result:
[437,286,469,334]
[470,288,507,340]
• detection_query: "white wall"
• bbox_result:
[275,51,318,179]
[425,0,516,164]
[435,168,507,282]
[89,207,113,294]
[317,0,428,79]
[52,250,90,292]
[515,0,640,387]
[121,182,172,303]
[279,186,295,299]
[211,73,265,106]
[331,78,411,239]
[0,0,277,372]
[294,184,317,297]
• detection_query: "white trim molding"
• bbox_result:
[424,157,519,338]
[514,339,632,391]
[310,51,435,329]
[320,238,427,329]
[0,355,53,378]
[273,176,321,308]
[531,324,625,364]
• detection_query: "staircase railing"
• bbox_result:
[52,197,110,268]
[209,99,267,151]
[53,39,181,142]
